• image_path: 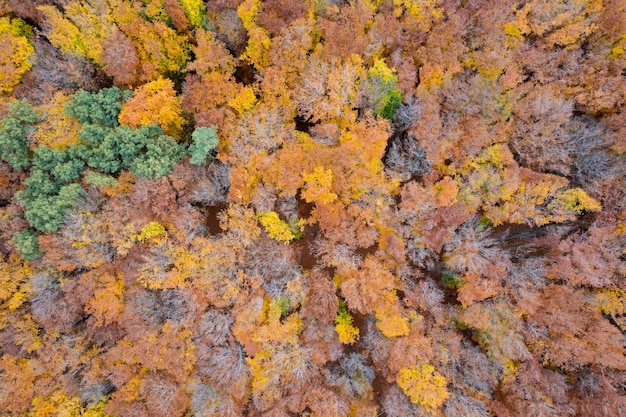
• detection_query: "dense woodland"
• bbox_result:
[0,0,625,416]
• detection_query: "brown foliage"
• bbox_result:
[101,28,140,86]
[257,0,308,37]
[317,0,376,60]
[141,372,189,417]
[164,0,191,33]
[526,285,626,371]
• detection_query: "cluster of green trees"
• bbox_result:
[1,87,217,258]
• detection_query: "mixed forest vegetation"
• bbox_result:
[0,0,625,416]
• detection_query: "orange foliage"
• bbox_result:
[2,1,626,416]
[118,78,185,139]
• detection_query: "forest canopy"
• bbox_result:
[0,0,625,416]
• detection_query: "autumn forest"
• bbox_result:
[0,0,625,416]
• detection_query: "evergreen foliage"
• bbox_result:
[189,126,219,165]
[0,100,38,170]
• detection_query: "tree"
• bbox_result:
[11,229,42,260]
[33,92,82,150]
[396,364,449,414]
[129,132,186,179]
[0,99,38,170]
[327,352,375,399]
[513,0,602,49]
[363,59,404,119]
[459,297,531,368]
[257,211,303,243]
[335,299,359,344]
[294,52,364,125]
[37,1,113,64]
[140,372,188,417]
[118,78,186,139]
[11,36,101,103]
[9,87,185,234]
[188,126,219,165]
[0,17,35,94]
[64,87,129,128]
[178,0,206,28]
[19,182,83,233]
[510,88,574,175]
[317,0,376,60]
[64,88,187,180]
[101,28,140,86]
[117,17,191,81]
[32,146,85,183]
[186,29,236,76]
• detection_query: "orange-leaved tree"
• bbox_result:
[118,78,186,139]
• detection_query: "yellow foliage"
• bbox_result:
[302,166,338,205]
[368,59,398,84]
[504,359,520,375]
[118,367,148,402]
[119,78,185,139]
[0,256,31,313]
[142,0,168,22]
[0,16,32,38]
[179,0,206,27]
[335,316,360,344]
[465,53,505,80]
[81,399,112,417]
[397,364,449,413]
[503,6,531,42]
[63,0,113,63]
[38,1,113,65]
[245,295,308,401]
[594,289,626,316]
[471,143,515,171]
[456,144,601,227]
[220,204,262,246]
[543,0,602,49]
[610,34,626,59]
[38,5,87,58]
[228,86,257,114]
[247,349,278,401]
[248,350,269,385]
[29,391,112,417]
[0,17,35,94]
[130,21,191,78]
[251,296,303,345]
[12,314,43,353]
[237,0,261,30]
[258,211,303,243]
[393,0,444,32]
[102,171,135,198]
[419,63,445,89]
[335,300,360,344]
[503,22,523,39]
[135,221,168,243]
[34,93,81,149]
[548,188,602,215]
[241,26,272,70]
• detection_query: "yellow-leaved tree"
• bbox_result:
[0,17,35,94]
[397,364,449,413]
